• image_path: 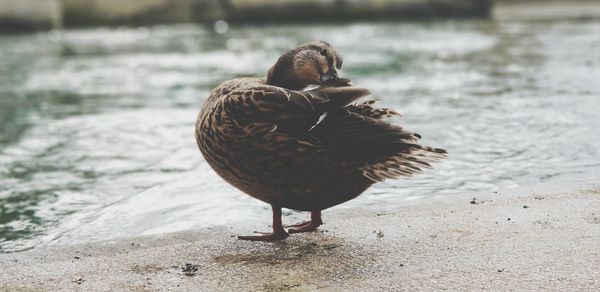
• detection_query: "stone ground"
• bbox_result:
[1,181,599,291]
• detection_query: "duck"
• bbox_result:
[195,41,447,241]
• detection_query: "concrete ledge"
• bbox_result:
[224,0,492,23]
[1,0,492,31]
[1,180,598,290]
[0,0,61,32]
[61,0,491,27]
[494,0,600,21]
[61,0,218,27]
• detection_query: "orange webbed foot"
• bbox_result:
[287,210,323,234]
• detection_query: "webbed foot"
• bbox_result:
[287,210,323,234]
[237,205,289,242]
[238,230,289,241]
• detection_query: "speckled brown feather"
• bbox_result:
[347,100,402,119]
[196,76,446,211]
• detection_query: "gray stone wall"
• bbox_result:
[0,0,492,32]
[0,0,61,31]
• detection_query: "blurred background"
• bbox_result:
[1,0,599,252]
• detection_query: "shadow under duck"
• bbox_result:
[196,41,447,241]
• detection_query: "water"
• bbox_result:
[1,20,599,252]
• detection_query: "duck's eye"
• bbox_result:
[319,48,328,56]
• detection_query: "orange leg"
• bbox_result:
[238,205,289,241]
[287,211,323,234]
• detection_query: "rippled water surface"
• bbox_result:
[1,20,599,252]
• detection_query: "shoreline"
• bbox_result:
[1,180,599,290]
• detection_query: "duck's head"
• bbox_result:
[266,41,343,90]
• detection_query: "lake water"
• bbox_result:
[1,20,599,252]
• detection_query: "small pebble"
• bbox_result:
[182,263,199,276]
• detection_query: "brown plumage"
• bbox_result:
[195,41,447,241]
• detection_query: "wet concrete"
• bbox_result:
[1,181,599,291]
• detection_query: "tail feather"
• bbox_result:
[361,147,447,182]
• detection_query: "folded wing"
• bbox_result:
[238,82,446,181]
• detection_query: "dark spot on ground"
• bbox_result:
[470,198,485,204]
[321,244,339,250]
[263,282,301,291]
[523,205,530,208]
[181,263,199,276]
[295,242,319,255]
[214,241,343,265]
[373,230,384,238]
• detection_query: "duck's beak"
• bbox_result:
[320,69,338,82]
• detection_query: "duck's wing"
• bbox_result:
[232,83,446,181]
[305,86,446,182]
[310,108,447,181]
[231,84,370,137]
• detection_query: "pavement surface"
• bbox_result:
[1,182,599,291]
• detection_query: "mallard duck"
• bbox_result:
[195,41,446,241]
